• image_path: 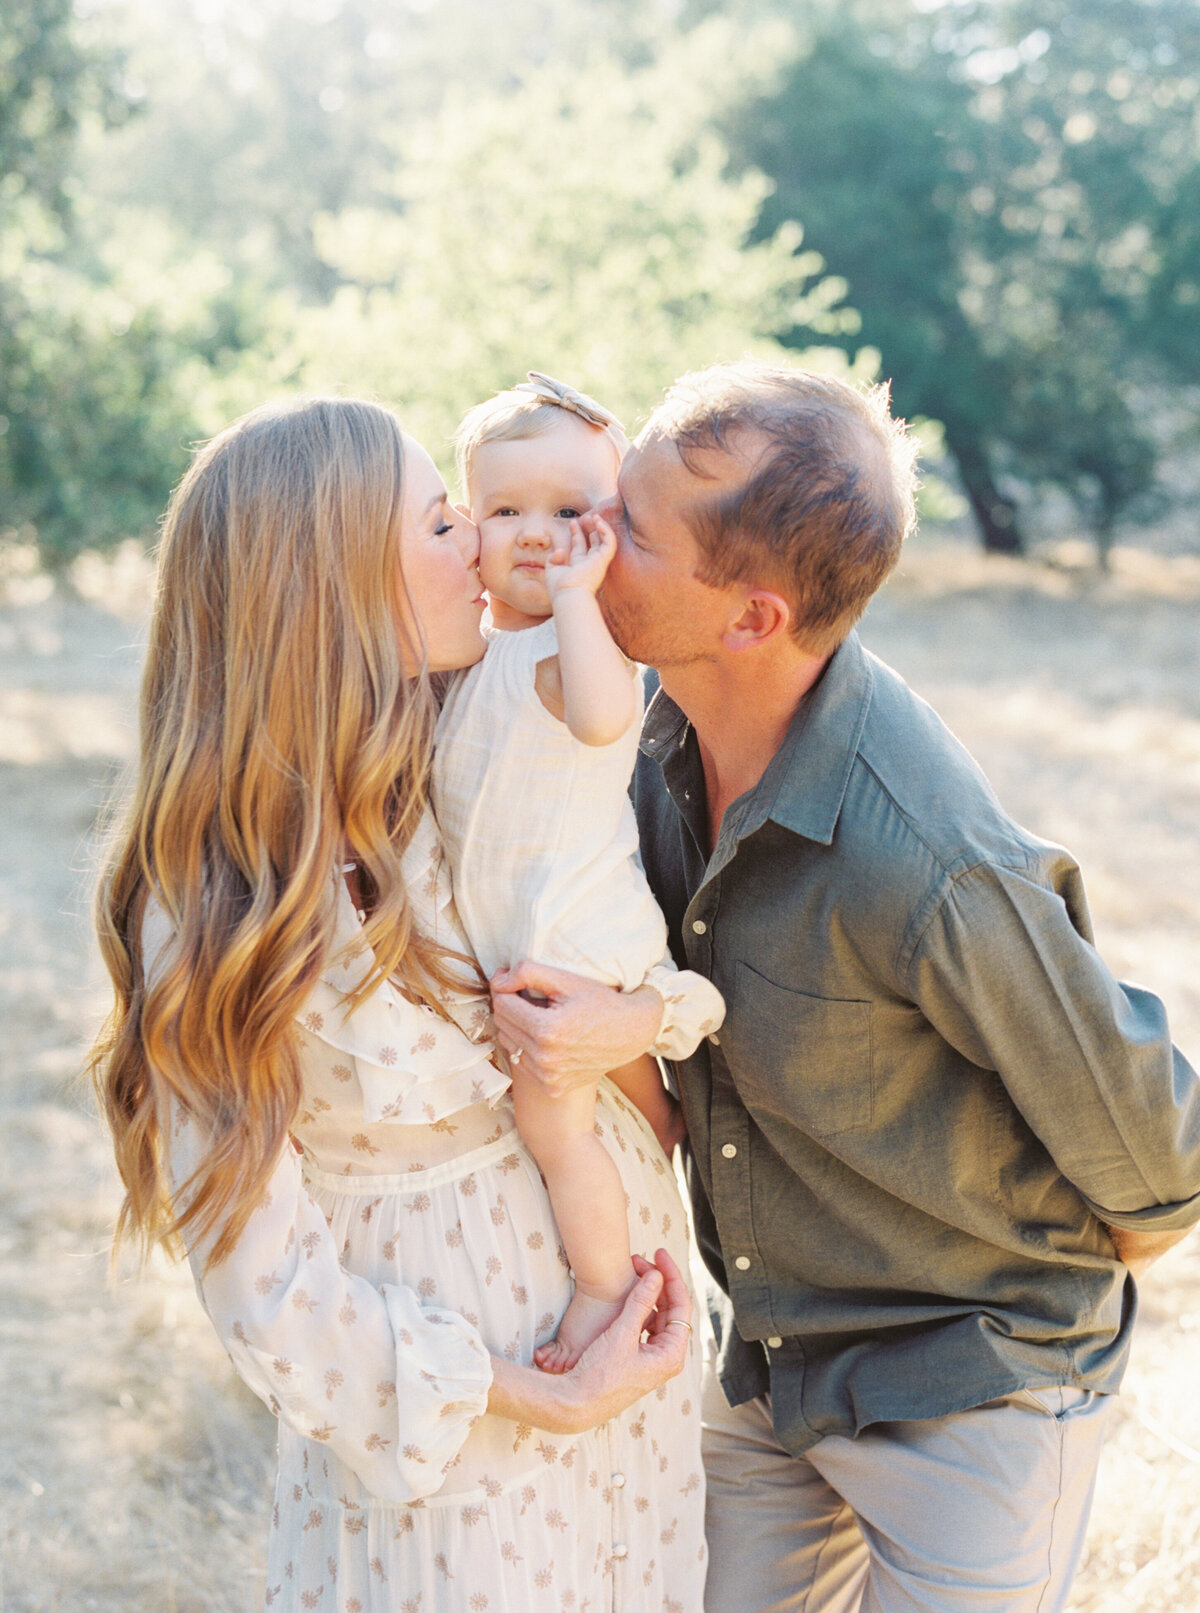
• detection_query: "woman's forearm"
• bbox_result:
[487,1250,694,1435]
[487,1355,584,1432]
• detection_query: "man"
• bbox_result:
[490,361,1200,1611]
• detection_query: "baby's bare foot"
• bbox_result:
[534,1288,629,1374]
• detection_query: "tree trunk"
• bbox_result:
[943,429,1024,555]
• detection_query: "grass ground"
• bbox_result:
[2,532,1198,1611]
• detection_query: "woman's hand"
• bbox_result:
[486,1247,694,1434]
[490,962,664,1098]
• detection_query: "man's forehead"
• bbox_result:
[623,427,760,500]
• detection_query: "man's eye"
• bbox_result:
[555,507,582,520]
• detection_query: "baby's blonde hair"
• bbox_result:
[455,372,628,497]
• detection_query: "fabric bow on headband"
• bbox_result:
[513,371,625,435]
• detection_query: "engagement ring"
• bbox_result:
[510,1047,524,1064]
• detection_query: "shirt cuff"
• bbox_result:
[1082,1189,1200,1234]
[643,963,726,1061]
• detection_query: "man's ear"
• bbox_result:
[721,589,792,651]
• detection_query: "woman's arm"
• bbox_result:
[486,1249,694,1432]
[165,1100,492,1506]
[607,1053,686,1158]
[490,964,666,1097]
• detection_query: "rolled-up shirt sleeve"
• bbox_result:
[164,1098,493,1504]
[907,857,1200,1233]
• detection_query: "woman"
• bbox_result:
[90,396,705,1611]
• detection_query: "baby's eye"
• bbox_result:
[494,507,519,518]
[555,507,583,520]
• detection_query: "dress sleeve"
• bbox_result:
[907,858,1200,1232]
[643,956,726,1061]
[165,1099,493,1505]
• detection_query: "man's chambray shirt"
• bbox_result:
[632,631,1200,1455]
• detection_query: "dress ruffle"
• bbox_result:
[293,817,509,1124]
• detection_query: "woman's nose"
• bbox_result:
[456,517,480,566]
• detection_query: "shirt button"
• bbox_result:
[611,1472,626,1489]
[612,1543,629,1560]
[721,1143,737,1159]
[767,1336,783,1349]
[734,1255,751,1271]
[691,919,707,935]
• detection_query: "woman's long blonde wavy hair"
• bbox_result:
[90,396,470,1269]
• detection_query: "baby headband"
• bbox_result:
[513,370,625,435]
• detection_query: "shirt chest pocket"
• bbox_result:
[720,961,874,1139]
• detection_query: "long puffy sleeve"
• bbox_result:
[144,830,506,1506]
[644,956,726,1061]
[164,1100,494,1504]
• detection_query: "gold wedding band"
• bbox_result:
[666,1319,693,1334]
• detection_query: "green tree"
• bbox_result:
[0,1,268,566]
[276,22,859,471]
[719,0,1200,559]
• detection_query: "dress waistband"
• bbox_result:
[301,1122,525,1196]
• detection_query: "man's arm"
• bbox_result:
[1105,1223,1194,1279]
[909,858,1200,1262]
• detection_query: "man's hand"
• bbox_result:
[490,961,664,1098]
[1104,1222,1194,1279]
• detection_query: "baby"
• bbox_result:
[433,372,725,1371]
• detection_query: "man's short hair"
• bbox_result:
[648,361,919,656]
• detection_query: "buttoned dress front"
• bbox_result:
[157,814,707,1613]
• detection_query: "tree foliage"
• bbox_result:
[3,0,1199,566]
[721,0,1200,557]
[278,23,853,465]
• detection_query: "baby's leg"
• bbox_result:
[512,1070,635,1373]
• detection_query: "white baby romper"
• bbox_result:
[433,617,724,1051]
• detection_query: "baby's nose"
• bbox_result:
[517,518,552,547]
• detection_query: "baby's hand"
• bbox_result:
[544,512,617,601]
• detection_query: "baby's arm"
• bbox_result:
[544,514,638,746]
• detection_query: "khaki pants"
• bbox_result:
[702,1364,1113,1613]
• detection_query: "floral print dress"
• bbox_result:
[157,814,707,1613]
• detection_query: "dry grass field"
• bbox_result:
[2,532,1198,1612]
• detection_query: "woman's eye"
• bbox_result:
[434,522,453,536]
[555,507,582,520]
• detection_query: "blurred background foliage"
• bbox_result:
[2,0,1198,569]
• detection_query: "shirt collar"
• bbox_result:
[640,631,875,848]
